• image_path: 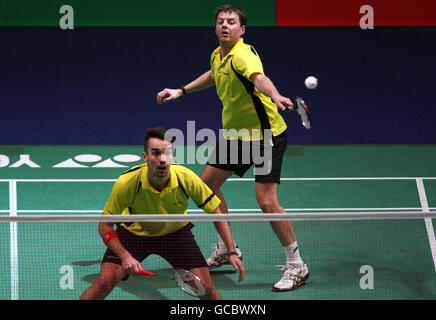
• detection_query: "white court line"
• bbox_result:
[1,177,436,183]
[416,178,436,272]
[15,207,435,214]
[9,180,18,300]
[228,177,436,181]
[0,179,117,183]
[17,210,102,213]
[187,207,429,212]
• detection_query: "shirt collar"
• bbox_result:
[213,38,245,60]
[227,38,244,56]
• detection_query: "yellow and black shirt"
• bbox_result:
[103,163,221,237]
[210,38,287,141]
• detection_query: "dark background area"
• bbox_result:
[1,26,435,145]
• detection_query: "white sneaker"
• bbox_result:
[272,264,310,292]
[206,244,243,269]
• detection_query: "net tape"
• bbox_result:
[1,211,435,223]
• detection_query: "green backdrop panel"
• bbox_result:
[4,0,275,26]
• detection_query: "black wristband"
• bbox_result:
[179,86,187,95]
[229,251,237,256]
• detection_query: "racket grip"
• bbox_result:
[138,267,154,276]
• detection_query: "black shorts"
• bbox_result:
[102,223,207,280]
[207,130,287,184]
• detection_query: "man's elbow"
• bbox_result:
[250,72,264,83]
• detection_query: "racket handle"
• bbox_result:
[138,267,154,276]
[283,104,293,112]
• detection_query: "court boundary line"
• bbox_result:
[229,177,436,181]
[1,177,436,183]
[416,178,436,271]
[8,180,18,300]
[5,207,436,214]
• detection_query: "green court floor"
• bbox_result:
[0,144,435,300]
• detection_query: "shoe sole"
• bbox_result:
[271,272,310,292]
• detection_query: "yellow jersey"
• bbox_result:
[210,38,287,141]
[103,163,221,237]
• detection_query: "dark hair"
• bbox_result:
[144,127,174,152]
[215,4,247,27]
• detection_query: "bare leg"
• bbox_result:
[189,267,221,300]
[255,182,296,246]
[255,181,309,289]
[200,165,241,264]
[80,262,125,300]
[200,165,234,213]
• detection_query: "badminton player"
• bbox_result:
[80,127,244,300]
[156,5,309,291]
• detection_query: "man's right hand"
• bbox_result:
[120,252,142,276]
[156,88,183,105]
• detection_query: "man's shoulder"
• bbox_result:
[121,163,146,176]
[211,46,221,55]
[171,163,198,178]
[233,41,259,58]
[171,164,207,190]
[115,163,146,186]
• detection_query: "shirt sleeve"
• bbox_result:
[103,178,133,215]
[210,49,218,80]
[232,46,264,81]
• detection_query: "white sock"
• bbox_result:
[284,241,303,267]
[218,235,237,252]
[218,235,226,249]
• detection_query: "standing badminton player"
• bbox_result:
[156,5,309,291]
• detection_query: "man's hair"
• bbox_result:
[215,4,247,27]
[144,127,173,153]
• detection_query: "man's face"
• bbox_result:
[215,11,245,46]
[143,138,173,179]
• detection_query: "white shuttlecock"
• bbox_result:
[305,76,318,89]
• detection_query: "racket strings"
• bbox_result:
[295,97,312,129]
[175,270,207,297]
